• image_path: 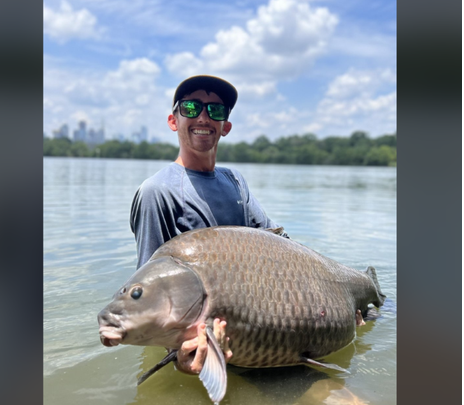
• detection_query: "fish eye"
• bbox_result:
[130,287,143,300]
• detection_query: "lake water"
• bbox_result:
[44,157,396,405]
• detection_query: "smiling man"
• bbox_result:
[130,75,286,375]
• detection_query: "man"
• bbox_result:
[130,75,285,375]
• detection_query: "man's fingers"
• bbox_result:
[213,318,223,344]
[198,322,207,348]
[213,318,233,363]
[355,309,366,327]
[222,335,233,362]
[189,323,208,374]
[179,337,198,354]
[176,320,233,374]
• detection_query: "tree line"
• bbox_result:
[43,131,396,166]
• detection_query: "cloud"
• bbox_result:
[165,0,338,93]
[61,58,161,106]
[247,0,337,58]
[44,57,167,139]
[44,1,104,43]
[237,81,277,99]
[304,68,397,136]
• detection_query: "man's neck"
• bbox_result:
[175,153,216,172]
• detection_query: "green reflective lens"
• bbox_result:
[207,103,226,120]
[181,100,202,118]
[178,100,227,121]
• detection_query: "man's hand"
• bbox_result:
[175,318,232,375]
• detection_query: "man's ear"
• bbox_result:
[167,114,178,131]
[221,121,232,137]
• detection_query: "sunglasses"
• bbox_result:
[173,99,229,121]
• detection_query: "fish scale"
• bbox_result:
[149,226,384,367]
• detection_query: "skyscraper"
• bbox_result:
[73,121,87,142]
[53,124,69,139]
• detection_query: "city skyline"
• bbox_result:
[47,119,152,144]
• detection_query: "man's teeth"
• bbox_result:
[192,129,211,135]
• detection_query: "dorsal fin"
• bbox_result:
[264,227,290,239]
[264,227,285,235]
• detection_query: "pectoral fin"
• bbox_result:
[199,326,227,404]
[300,356,350,374]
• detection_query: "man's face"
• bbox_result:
[168,89,232,154]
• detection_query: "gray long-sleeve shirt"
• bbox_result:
[130,162,278,269]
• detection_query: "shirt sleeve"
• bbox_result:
[130,179,177,270]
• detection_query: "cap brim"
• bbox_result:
[173,75,238,112]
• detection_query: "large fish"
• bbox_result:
[98,226,385,403]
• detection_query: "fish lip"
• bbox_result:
[99,326,126,347]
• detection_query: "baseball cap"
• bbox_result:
[172,75,238,112]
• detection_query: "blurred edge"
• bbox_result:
[0,1,44,404]
[397,0,461,404]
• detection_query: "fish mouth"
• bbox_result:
[99,326,126,347]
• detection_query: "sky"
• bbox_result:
[43,0,396,144]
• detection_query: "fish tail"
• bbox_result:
[366,266,386,307]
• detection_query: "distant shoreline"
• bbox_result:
[43,132,396,167]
